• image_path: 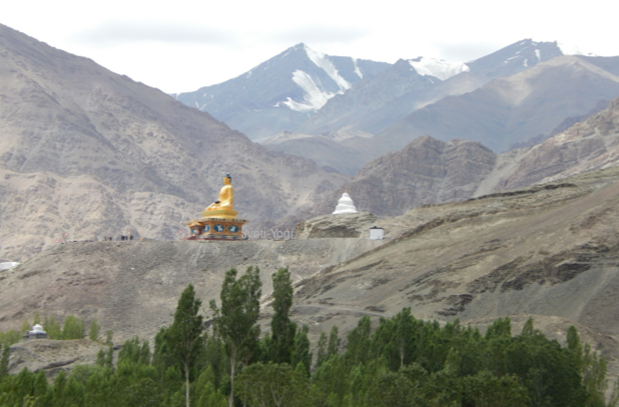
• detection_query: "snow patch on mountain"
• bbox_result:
[408,57,469,81]
[304,45,351,91]
[279,70,336,112]
[353,58,363,79]
[557,42,597,56]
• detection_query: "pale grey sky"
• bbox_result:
[2,0,618,93]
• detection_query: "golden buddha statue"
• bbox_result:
[202,174,238,220]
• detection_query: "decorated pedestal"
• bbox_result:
[186,216,249,241]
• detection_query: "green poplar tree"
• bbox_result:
[20,318,30,336]
[0,330,20,347]
[270,267,296,364]
[236,362,308,407]
[316,331,328,368]
[346,315,372,365]
[0,344,9,381]
[43,316,62,340]
[210,266,262,407]
[327,325,341,358]
[62,315,85,339]
[291,324,311,376]
[33,369,51,405]
[165,283,205,407]
[89,319,100,342]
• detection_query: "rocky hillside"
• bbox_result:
[477,97,619,193]
[0,238,383,344]
[295,166,619,343]
[376,55,619,154]
[0,24,347,261]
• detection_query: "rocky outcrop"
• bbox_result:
[295,212,377,239]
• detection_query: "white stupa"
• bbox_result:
[332,191,358,215]
[24,324,48,339]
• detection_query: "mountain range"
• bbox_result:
[176,40,619,176]
[177,39,567,143]
[174,44,390,140]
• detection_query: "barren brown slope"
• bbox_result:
[0,238,383,343]
[0,24,347,261]
[294,166,619,338]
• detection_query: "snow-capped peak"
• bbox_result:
[557,42,597,57]
[304,44,351,92]
[408,57,469,81]
[275,44,357,113]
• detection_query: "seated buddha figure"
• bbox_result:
[202,174,238,219]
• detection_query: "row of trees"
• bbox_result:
[1,265,618,407]
[0,314,103,347]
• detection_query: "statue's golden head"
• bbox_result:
[223,174,231,185]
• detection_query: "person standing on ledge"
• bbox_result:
[206,174,234,212]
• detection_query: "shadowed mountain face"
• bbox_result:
[293,58,438,136]
[0,24,347,261]
[311,137,497,216]
[311,96,619,218]
[376,56,619,154]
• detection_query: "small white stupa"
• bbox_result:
[333,191,358,215]
[24,324,48,339]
